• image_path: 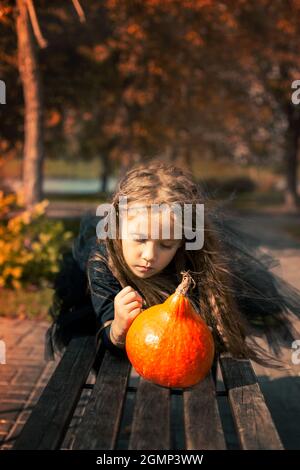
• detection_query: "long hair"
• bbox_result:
[87,159,283,367]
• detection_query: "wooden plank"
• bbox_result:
[219,354,257,389]
[129,378,171,450]
[219,353,284,450]
[13,335,99,450]
[73,350,131,450]
[183,372,227,450]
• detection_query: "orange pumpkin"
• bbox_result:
[125,271,215,388]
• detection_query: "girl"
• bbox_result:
[45,160,300,367]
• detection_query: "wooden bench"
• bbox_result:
[12,334,284,450]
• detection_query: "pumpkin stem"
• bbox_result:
[175,270,195,296]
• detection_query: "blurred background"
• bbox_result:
[1,0,300,449]
[1,0,300,319]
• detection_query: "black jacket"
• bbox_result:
[87,241,124,355]
[45,217,126,360]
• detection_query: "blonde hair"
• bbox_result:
[88,158,279,366]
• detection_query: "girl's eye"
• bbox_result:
[133,238,173,249]
[161,244,173,250]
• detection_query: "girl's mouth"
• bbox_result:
[136,265,153,271]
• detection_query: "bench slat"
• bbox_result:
[219,353,284,450]
[73,350,131,450]
[129,379,170,450]
[183,372,227,450]
[13,335,99,450]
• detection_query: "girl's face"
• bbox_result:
[120,204,183,278]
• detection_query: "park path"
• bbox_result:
[1,208,300,449]
[231,210,300,450]
[0,319,59,449]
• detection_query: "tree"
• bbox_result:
[223,0,300,209]
[14,0,85,208]
[16,0,45,207]
[3,0,299,207]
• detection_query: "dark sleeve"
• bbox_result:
[87,253,126,356]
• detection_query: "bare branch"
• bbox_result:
[71,0,86,23]
[26,0,48,48]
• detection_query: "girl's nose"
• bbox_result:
[142,242,156,262]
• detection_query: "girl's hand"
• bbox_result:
[111,286,143,343]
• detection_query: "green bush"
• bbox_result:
[0,190,73,289]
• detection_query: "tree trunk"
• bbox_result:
[168,144,178,163]
[16,0,44,208]
[100,153,112,194]
[100,170,108,193]
[175,128,193,172]
[182,143,193,172]
[118,151,132,180]
[284,106,300,210]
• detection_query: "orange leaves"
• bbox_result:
[292,0,300,10]
[219,11,237,30]
[0,6,13,25]
[145,0,212,13]
[78,44,110,63]
[276,19,296,35]
[106,0,213,17]
[126,23,145,40]
[93,44,111,62]
[184,31,204,47]
[132,122,149,138]
[118,56,140,75]
[45,110,62,128]
[105,0,119,9]
[148,60,164,77]
[123,87,153,106]
[182,0,212,10]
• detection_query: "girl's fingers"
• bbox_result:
[128,307,142,318]
[115,287,131,302]
[123,291,143,304]
[119,286,133,298]
[118,302,142,320]
[127,300,142,310]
